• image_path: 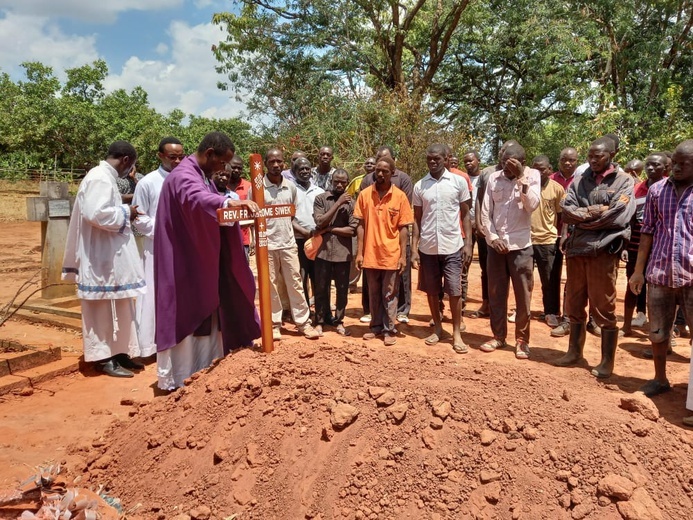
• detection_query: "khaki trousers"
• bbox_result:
[268,246,311,327]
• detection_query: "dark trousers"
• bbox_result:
[646,285,693,343]
[295,238,315,306]
[487,246,534,342]
[397,243,412,315]
[365,269,400,334]
[565,252,620,329]
[556,240,566,316]
[533,243,561,315]
[362,271,370,314]
[476,233,489,301]
[460,258,469,309]
[625,250,647,313]
[362,243,411,316]
[314,258,350,325]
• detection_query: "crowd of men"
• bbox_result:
[61,132,693,426]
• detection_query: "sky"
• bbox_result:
[0,0,248,119]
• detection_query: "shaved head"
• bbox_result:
[559,147,578,159]
[503,143,526,162]
[591,137,615,154]
[675,139,693,155]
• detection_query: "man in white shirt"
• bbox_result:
[62,141,145,378]
[412,144,473,353]
[132,137,185,359]
[264,148,321,341]
[480,143,541,359]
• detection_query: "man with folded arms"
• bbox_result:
[557,137,635,378]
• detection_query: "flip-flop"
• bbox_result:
[469,310,490,319]
[453,342,469,354]
[424,333,440,346]
[480,339,506,353]
[514,341,530,359]
[336,324,351,336]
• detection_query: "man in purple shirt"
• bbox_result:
[629,141,693,422]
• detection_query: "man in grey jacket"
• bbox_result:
[556,136,635,378]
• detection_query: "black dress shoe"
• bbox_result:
[642,345,674,359]
[96,359,135,378]
[586,319,601,337]
[114,354,145,370]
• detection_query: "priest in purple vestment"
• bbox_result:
[154,131,261,390]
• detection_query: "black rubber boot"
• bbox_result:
[591,327,619,378]
[555,322,586,366]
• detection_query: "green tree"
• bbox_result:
[0,61,256,175]
[5,63,61,163]
[212,0,473,118]
[434,0,692,161]
[179,115,255,156]
[212,0,479,174]
[436,0,597,157]
[63,59,108,102]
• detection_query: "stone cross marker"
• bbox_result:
[26,181,75,299]
[217,154,295,353]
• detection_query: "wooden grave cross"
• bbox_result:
[217,153,295,353]
[26,181,76,299]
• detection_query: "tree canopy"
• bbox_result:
[1,1,690,181]
[0,60,255,176]
[213,0,693,175]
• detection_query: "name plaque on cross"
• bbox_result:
[216,204,295,223]
[48,199,71,218]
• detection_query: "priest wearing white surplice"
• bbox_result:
[132,137,185,358]
[62,141,146,378]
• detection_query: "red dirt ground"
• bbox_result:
[0,219,691,520]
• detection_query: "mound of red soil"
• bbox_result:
[70,340,693,520]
